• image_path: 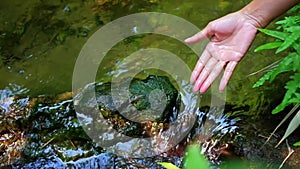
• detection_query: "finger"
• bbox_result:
[184,24,213,44]
[190,50,210,84]
[193,57,218,92]
[199,61,226,93]
[219,61,238,91]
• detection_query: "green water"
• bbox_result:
[0,0,266,96]
[1,0,285,120]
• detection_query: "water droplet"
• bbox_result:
[18,69,25,74]
[132,26,138,34]
[63,6,71,12]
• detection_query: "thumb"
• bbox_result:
[184,24,213,44]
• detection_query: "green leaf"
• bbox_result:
[253,52,298,89]
[183,145,210,169]
[265,104,300,144]
[254,41,282,52]
[276,30,300,53]
[219,160,255,169]
[285,26,300,32]
[269,52,296,82]
[293,53,300,71]
[158,162,181,169]
[276,16,300,28]
[293,42,300,55]
[276,109,300,147]
[272,102,292,114]
[257,28,288,40]
[288,4,300,14]
[294,141,300,146]
[272,73,300,114]
[253,70,273,88]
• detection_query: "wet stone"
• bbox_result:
[4,76,186,168]
[1,75,286,168]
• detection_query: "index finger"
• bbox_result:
[184,24,214,44]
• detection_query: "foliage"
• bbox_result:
[158,145,253,169]
[276,109,300,147]
[158,145,210,169]
[183,145,210,169]
[158,162,181,169]
[254,5,300,114]
[294,141,300,146]
[254,4,300,145]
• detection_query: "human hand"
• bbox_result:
[185,11,259,93]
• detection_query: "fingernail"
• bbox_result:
[184,38,191,43]
[200,83,209,93]
[193,86,198,93]
[190,74,196,84]
[193,83,200,92]
[218,86,225,93]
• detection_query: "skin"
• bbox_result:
[185,0,300,93]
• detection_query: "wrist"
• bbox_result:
[238,0,300,28]
[238,8,268,28]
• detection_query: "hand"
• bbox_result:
[185,11,259,93]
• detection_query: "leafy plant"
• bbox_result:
[294,141,300,146]
[158,145,258,169]
[158,145,210,169]
[254,4,300,146]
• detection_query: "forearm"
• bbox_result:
[240,0,300,28]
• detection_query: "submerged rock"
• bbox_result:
[2,76,296,169]
[2,76,187,168]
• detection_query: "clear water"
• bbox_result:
[1,0,295,168]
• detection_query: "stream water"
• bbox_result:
[0,0,299,168]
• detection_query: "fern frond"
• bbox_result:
[276,16,300,29]
[269,52,296,81]
[293,42,300,55]
[254,41,282,52]
[255,6,300,116]
[288,4,300,14]
[276,31,300,53]
[269,53,296,82]
[253,52,297,88]
[253,70,273,88]
[285,26,300,33]
[257,28,288,40]
[272,73,300,114]
[292,52,300,71]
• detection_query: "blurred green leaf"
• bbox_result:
[183,145,210,169]
[293,141,300,146]
[158,162,180,169]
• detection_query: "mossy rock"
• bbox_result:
[75,75,179,138]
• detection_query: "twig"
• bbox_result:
[279,140,295,169]
[40,137,55,149]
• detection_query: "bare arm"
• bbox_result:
[185,0,300,93]
[240,0,300,28]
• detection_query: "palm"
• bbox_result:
[185,12,258,93]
